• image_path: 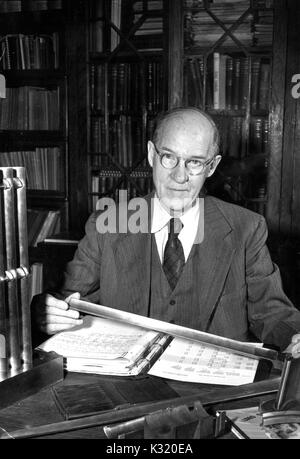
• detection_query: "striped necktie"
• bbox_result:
[163,218,185,290]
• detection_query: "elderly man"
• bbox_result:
[34,107,300,357]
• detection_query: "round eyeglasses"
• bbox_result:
[153,143,215,176]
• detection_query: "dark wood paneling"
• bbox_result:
[290,3,300,235]
[167,0,184,108]
[266,0,288,234]
[279,1,300,236]
[66,2,89,235]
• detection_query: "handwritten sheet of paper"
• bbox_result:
[38,315,159,364]
[148,337,261,385]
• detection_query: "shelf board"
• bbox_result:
[0,131,66,147]
[27,189,66,201]
[89,50,164,63]
[91,110,144,118]
[0,9,66,34]
[1,70,66,84]
[208,109,247,117]
[244,197,267,203]
[91,167,152,178]
[184,47,272,57]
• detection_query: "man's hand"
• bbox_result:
[32,292,83,335]
[284,333,300,359]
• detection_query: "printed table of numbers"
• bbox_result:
[148,337,261,385]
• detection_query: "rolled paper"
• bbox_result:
[69,298,280,362]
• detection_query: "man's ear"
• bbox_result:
[147,141,154,168]
[207,155,222,177]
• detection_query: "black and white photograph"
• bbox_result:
[0,0,300,446]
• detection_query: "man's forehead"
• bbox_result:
[159,112,212,135]
[157,113,213,148]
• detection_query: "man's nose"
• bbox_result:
[172,159,189,183]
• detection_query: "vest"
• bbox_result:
[149,235,204,331]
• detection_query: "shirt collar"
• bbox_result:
[151,195,200,234]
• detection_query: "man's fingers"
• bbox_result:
[42,314,83,325]
[291,342,300,359]
[45,294,69,311]
[41,323,80,335]
[65,292,80,304]
[291,333,300,344]
[43,306,81,319]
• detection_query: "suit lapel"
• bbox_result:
[111,194,154,315]
[194,197,236,331]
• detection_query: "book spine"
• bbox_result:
[226,57,233,110]
[187,58,200,107]
[258,62,270,111]
[251,59,260,111]
[251,118,263,154]
[213,52,220,110]
[262,119,269,154]
[240,57,249,110]
[232,57,241,110]
[90,0,103,53]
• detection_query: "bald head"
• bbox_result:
[152,107,220,157]
[148,107,222,214]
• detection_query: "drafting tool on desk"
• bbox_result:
[68,297,281,362]
[261,354,300,426]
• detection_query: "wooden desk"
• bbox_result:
[0,366,280,439]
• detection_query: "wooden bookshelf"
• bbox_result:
[84,0,168,213]
[67,0,280,220]
[0,2,69,246]
[165,0,274,216]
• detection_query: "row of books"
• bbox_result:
[0,86,60,130]
[89,0,104,53]
[212,115,269,158]
[0,1,62,12]
[111,1,164,49]
[134,17,163,36]
[90,61,164,114]
[89,0,164,54]
[131,1,164,51]
[91,116,145,168]
[249,118,269,155]
[0,147,62,190]
[91,175,153,210]
[28,208,61,247]
[253,8,273,48]
[110,0,121,51]
[185,0,273,8]
[184,1,273,5]
[184,55,270,111]
[0,33,59,70]
[90,115,156,168]
[213,54,270,111]
[185,1,273,50]
[133,1,162,11]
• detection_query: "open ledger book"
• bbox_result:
[38,315,262,385]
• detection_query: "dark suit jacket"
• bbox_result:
[60,195,300,351]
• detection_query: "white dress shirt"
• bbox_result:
[151,196,200,263]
